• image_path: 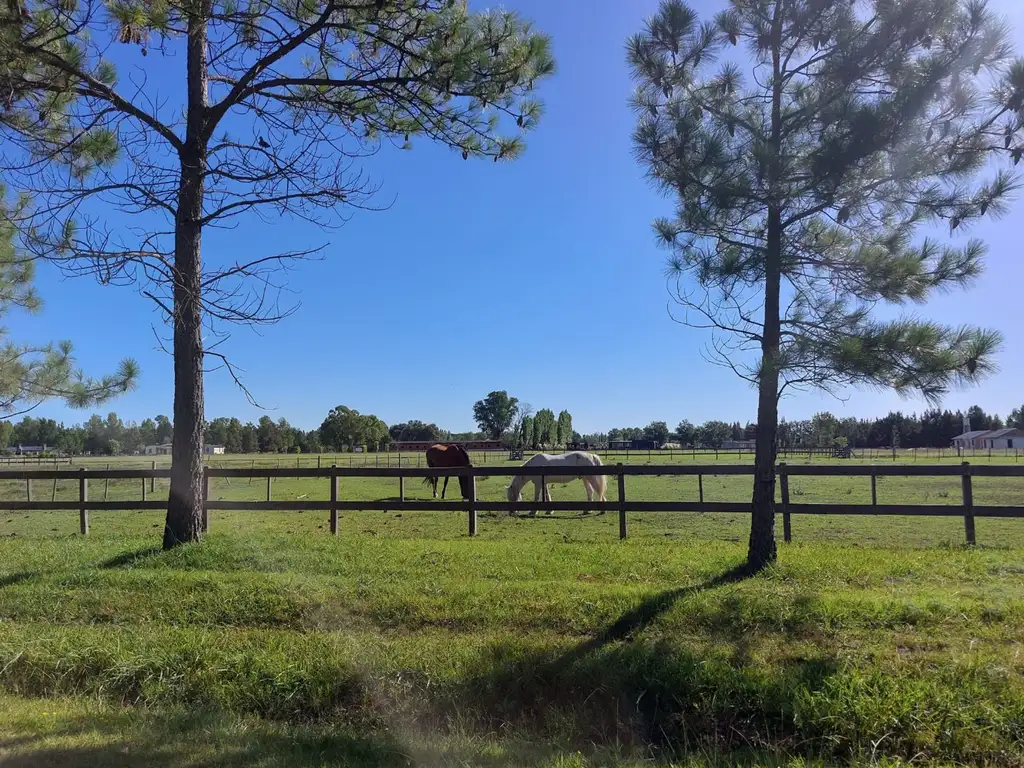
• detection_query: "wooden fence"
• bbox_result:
[1,462,1022,544]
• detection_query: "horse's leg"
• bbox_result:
[530,480,539,517]
[441,475,450,500]
[582,479,593,516]
[545,483,553,515]
[431,477,438,499]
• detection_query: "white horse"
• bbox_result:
[505,451,607,516]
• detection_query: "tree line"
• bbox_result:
[8,402,1021,456]
[576,405,1024,451]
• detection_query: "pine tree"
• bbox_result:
[0,194,137,416]
[630,0,1024,570]
[1,0,553,547]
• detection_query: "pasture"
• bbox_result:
[0,452,1023,766]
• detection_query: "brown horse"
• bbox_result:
[424,444,473,500]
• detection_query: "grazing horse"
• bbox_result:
[424,444,474,500]
[506,451,607,516]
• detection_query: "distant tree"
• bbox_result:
[138,418,157,447]
[1008,406,1024,430]
[58,426,86,455]
[319,405,389,452]
[240,424,259,454]
[154,416,173,444]
[389,421,442,442]
[532,409,556,446]
[106,439,121,456]
[520,414,535,449]
[0,420,12,450]
[675,420,696,446]
[299,430,323,455]
[362,416,391,452]
[257,416,280,453]
[811,413,840,448]
[966,405,1002,431]
[696,420,732,449]
[276,418,297,453]
[512,403,535,449]
[730,422,744,441]
[743,423,757,441]
[557,410,573,445]
[643,420,670,445]
[473,392,520,441]
[630,0,1023,570]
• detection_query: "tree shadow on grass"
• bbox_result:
[0,571,36,589]
[0,703,841,768]
[97,546,164,569]
[444,562,840,760]
[0,708,410,768]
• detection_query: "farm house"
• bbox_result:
[952,428,1024,450]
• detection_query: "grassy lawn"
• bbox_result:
[0,455,1022,766]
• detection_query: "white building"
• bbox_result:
[952,428,1024,450]
[144,442,172,456]
[204,445,226,455]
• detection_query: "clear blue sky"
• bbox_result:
[11,0,1024,434]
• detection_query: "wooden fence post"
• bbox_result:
[399,475,405,503]
[103,463,109,501]
[698,473,704,506]
[25,477,31,502]
[961,461,975,546]
[266,475,272,502]
[330,464,338,535]
[617,463,627,540]
[779,463,791,543]
[142,475,147,502]
[467,470,477,537]
[870,466,877,507]
[151,461,156,493]
[202,469,210,533]
[79,469,88,535]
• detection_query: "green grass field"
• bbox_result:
[1,453,1023,766]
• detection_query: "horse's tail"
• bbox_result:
[424,451,436,486]
[589,452,607,500]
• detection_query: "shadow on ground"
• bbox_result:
[98,546,164,569]
[0,571,36,589]
[0,704,840,768]
[0,708,408,768]
[440,562,839,759]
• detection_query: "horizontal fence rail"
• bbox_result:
[0,462,1020,544]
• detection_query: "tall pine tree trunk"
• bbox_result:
[747,206,782,571]
[747,1,784,572]
[163,7,209,549]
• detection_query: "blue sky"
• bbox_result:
[11,0,1024,434]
